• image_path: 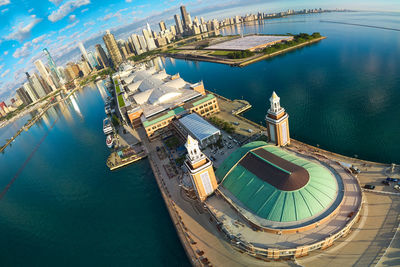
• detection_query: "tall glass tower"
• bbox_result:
[43,48,65,84]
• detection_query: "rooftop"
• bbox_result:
[216,141,341,225]
[206,35,293,51]
[179,113,220,142]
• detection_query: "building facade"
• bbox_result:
[184,135,218,202]
[103,30,123,67]
[265,91,290,146]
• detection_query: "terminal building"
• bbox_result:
[113,63,220,139]
[181,91,362,260]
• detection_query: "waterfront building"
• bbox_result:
[129,34,143,55]
[103,30,123,67]
[142,29,157,51]
[177,113,221,148]
[180,5,191,30]
[78,61,91,76]
[16,87,33,106]
[43,48,64,84]
[184,135,218,202]
[113,65,219,139]
[78,42,91,68]
[138,35,148,52]
[87,51,99,69]
[34,59,56,91]
[23,82,39,102]
[0,102,9,114]
[170,25,177,36]
[159,20,166,32]
[265,91,290,146]
[26,72,46,99]
[174,14,184,34]
[95,44,110,68]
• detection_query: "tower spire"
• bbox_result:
[266,91,290,146]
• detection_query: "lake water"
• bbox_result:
[0,11,399,266]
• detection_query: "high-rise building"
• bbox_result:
[79,61,91,76]
[265,91,290,146]
[34,59,56,91]
[78,42,91,68]
[174,14,184,34]
[95,44,109,68]
[43,48,64,85]
[180,5,191,29]
[26,72,46,99]
[170,25,177,36]
[23,82,39,102]
[87,51,98,68]
[142,29,157,51]
[138,35,148,52]
[129,34,142,55]
[184,135,218,202]
[103,30,123,67]
[16,87,33,106]
[159,20,166,32]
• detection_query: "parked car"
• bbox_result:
[386,177,398,182]
[382,180,390,185]
[350,166,361,174]
[394,184,400,192]
[364,184,375,190]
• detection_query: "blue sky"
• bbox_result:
[0,0,399,101]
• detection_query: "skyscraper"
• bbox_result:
[103,30,123,67]
[95,44,109,68]
[159,21,166,32]
[174,14,184,34]
[26,72,46,99]
[16,87,33,106]
[43,48,64,85]
[180,5,191,29]
[130,34,143,55]
[87,51,98,68]
[142,28,157,51]
[34,59,56,91]
[78,42,91,68]
[23,82,39,102]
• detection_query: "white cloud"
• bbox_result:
[0,64,4,71]
[81,8,88,13]
[1,69,10,78]
[59,19,80,33]
[6,15,42,42]
[0,0,10,7]
[49,0,63,5]
[28,8,34,13]
[83,20,95,27]
[69,14,76,21]
[126,0,132,2]
[32,34,47,44]
[12,42,32,58]
[1,8,8,13]
[48,0,90,22]
[4,51,8,55]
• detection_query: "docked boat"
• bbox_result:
[106,134,114,148]
[103,118,113,135]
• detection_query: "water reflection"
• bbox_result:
[70,94,83,118]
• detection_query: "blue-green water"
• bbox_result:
[164,11,400,164]
[0,11,399,266]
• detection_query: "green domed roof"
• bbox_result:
[215,142,339,223]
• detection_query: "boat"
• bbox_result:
[106,134,114,148]
[103,118,113,135]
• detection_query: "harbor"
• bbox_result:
[102,61,399,266]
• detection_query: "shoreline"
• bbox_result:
[0,86,81,153]
[137,92,397,266]
[163,36,326,67]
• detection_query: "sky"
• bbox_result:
[0,0,399,102]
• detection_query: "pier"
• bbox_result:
[116,91,399,266]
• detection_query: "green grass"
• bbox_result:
[164,136,180,149]
[262,32,322,55]
[117,94,125,107]
[115,83,121,95]
[211,50,232,56]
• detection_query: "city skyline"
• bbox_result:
[0,0,399,101]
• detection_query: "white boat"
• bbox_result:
[106,134,114,148]
[103,118,113,135]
